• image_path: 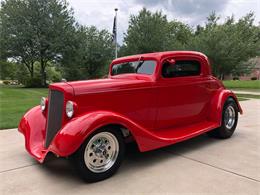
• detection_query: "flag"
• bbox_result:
[112,15,117,43]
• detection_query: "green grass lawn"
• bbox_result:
[237,97,249,101]
[223,80,260,90]
[0,85,48,129]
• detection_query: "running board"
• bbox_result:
[136,121,220,152]
[152,121,219,141]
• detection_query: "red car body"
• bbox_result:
[18,51,242,163]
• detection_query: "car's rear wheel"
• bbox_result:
[207,98,238,139]
[71,128,125,182]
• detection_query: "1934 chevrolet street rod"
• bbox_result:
[19,51,243,182]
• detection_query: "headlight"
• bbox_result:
[66,101,74,118]
[40,97,46,111]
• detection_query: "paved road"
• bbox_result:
[0,99,259,194]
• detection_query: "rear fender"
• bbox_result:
[49,111,163,157]
[209,89,243,126]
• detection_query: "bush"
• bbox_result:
[0,61,16,80]
[15,65,30,85]
[24,77,43,87]
[3,80,10,85]
[50,72,62,83]
[46,66,62,83]
[251,77,257,80]
[10,80,19,85]
[233,77,240,80]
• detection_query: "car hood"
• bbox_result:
[51,76,153,96]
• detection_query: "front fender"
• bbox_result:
[49,111,165,157]
[209,89,243,126]
[18,106,48,162]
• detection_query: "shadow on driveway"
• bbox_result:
[38,133,221,183]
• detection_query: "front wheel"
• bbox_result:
[207,98,238,139]
[71,128,125,182]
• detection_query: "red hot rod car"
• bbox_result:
[19,51,242,182]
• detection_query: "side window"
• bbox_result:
[162,60,201,78]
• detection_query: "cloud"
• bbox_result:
[137,0,228,14]
[135,0,229,25]
[68,0,138,44]
[135,0,260,26]
[67,0,260,44]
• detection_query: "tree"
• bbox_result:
[61,26,113,80]
[231,58,258,77]
[0,0,75,86]
[121,8,169,55]
[0,60,17,80]
[167,20,193,50]
[120,8,193,56]
[190,12,260,79]
[0,0,38,78]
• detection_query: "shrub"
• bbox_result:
[3,80,10,85]
[46,66,62,83]
[15,65,30,85]
[51,73,62,83]
[10,80,19,85]
[24,77,43,87]
[0,61,16,80]
[251,77,257,80]
[233,77,240,80]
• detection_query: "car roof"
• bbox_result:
[112,51,208,64]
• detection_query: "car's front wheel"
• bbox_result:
[71,128,125,182]
[207,98,238,139]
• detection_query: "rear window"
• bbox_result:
[162,60,201,78]
[111,60,156,76]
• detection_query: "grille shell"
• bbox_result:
[45,90,64,147]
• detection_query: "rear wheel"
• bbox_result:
[71,128,125,182]
[207,98,238,139]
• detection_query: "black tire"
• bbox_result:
[71,127,125,182]
[207,98,238,139]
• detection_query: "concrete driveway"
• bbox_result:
[0,99,259,195]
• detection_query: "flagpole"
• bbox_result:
[115,8,118,59]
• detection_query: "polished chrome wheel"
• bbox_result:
[207,98,238,139]
[84,132,119,173]
[224,105,236,129]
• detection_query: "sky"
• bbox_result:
[67,0,260,44]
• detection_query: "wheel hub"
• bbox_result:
[224,105,236,129]
[84,132,119,173]
[93,142,107,158]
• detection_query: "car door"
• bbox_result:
[155,56,210,130]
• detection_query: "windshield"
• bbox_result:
[111,60,156,76]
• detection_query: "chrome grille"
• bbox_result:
[45,90,64,147]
